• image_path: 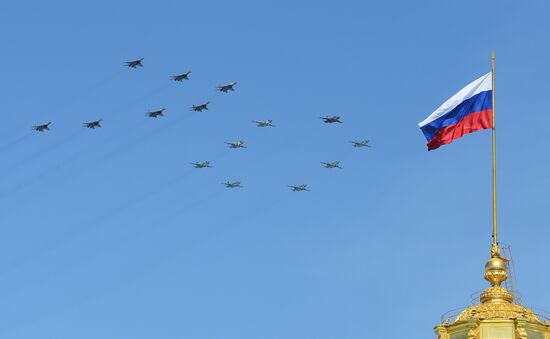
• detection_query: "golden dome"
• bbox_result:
[454,299,541,323]
[451,251,542,324]
[436,243,550,339]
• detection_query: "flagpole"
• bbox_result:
[491,51,499,256]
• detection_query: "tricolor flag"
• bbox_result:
[419,72,493,150]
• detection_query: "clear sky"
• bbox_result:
[0,0,549,338]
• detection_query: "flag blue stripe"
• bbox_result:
[420,90,493,142]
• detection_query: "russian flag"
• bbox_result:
[419,72,493,151]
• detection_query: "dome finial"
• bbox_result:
[491,242,501,257]
[480,243,514,303]
[446,242,543,325]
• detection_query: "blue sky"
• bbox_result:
[1,0,550,338]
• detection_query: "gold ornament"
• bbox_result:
[515,324,528,339]
[467,325,479,339]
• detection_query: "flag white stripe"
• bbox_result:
[418,72,492,127]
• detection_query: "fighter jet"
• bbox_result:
[191,102,209,112]
[191,161,211,169]
[321,161,342,169]
[82,119,102,129]
[33,122,51,132]
[125,58,144,68]
[217,82,237,93]
[223,181,242,188]
[321,116,342,123]
[253,120,275,127]
[288,184,310,192]
[350,140,371,148]
[146,108,165,118]
[225,140,246,149]
[171,71,191,81]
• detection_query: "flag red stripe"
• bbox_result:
[427,109,493,151]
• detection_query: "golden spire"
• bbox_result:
[492,51,498,251]
[479,247,514,304]
[451,244,541,324]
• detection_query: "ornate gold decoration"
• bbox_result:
[452,251,541,324]
[434,326,449,339]
[467,325,480,339]
[515,324,528,339]
[455,302,540,323]
[484,256,508,286]
[437,244,550,339]
[491,243,501,258]
[480,286,514,303]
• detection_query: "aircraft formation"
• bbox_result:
[28,57,372,192]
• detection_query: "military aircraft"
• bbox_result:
[225,140,246,149]
[223,181,242,188]
[191,102,209,112]
[33,122,51,132]
[125,58,144,68]
[350,140,371,148]
[171,71,191,81]
[321,116,342,123]
[253,120,275,127]
[288,184,309,192]
[82,119,102,129]
[146,108,165,118]
[191,161,211,169]
[217,82,237,93]
[321,161,342,169]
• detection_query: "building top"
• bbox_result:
[434,244,550,339]
[452,252,542,324]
